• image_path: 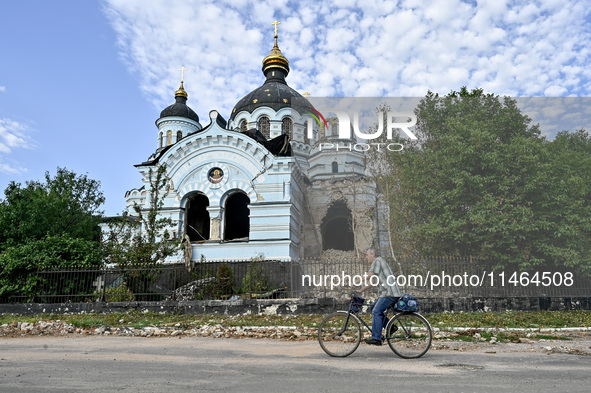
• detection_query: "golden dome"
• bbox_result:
[262,28,290,75]
[175,81,188,99]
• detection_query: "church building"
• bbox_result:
[116,24,391,263]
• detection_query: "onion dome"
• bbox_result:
[262,33,290,77]
[159,81,200,123]
[230,25,310,120]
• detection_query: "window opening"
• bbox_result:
[185,194,210,242]
[321,200,354,251]
[258,116,270,139]
[281,117,293,136]
[223,192,250,241]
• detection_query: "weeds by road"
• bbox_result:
[1,310,590,343]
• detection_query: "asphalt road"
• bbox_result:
[1,336,590,393]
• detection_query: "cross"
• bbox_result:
[303,92,310,98]
[272,20,281,36]
[180,67,187,82]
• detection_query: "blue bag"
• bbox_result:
[395,293,418,312]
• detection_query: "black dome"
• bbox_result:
[230,33,311,120]
[160,96,200,123]
[230,71,310,120]
[159,82,199,123]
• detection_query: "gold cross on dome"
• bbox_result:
[180,67,187,82]
[303,92,310,98]
[272,20,281,36]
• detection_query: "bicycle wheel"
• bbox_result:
[385,312,432,359]
[318,312,361,357]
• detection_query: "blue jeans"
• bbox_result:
[370,297,398,340]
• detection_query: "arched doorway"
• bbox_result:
[185,193,210,242]
[223,192,250,241]
[321,200,354,251]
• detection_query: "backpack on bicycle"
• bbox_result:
[395,293,418,312]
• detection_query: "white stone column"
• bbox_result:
[206,206,223,240]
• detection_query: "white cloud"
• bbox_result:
[0,161,28,176]
[544,85,567,96]
[0,118,33,175]
[0,86,5,92]
[103,0,591,123]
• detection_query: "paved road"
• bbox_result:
[1,336,590,392]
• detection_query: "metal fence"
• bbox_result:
[2,257,590,304]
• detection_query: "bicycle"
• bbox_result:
[318,294,432,358]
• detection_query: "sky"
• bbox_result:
[1,0,591,216]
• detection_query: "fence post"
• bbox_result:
[101,265,107,302]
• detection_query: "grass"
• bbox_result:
[426,310,591,329]
[1,310,589,343]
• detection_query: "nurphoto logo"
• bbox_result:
[302,98,419,152]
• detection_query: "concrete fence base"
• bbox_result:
[1,296,591,316]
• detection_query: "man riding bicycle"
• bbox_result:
[356,247,401,346]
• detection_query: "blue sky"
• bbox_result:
[1,0,591,215]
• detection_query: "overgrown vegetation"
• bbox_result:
[241,258,271,295]
[0,165,182,302]
[100,165,181,296]
[100,283,135,302]
[375,88,591,274]
[2,310,589,332]
[205,263,237,298]
[0,168,105,301]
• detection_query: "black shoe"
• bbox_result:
[364,338,382,346]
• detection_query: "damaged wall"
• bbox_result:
[300,176,389,259]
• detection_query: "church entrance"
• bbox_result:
[223,192,250,241]
[321,200,354,251]
[185,193,210,242]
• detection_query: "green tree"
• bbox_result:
[0,167,104,249]
[102,165,181,296]
[0,235,103,301]
[383,88,591,273]
[0,168,105,301]
[537,130,591,272]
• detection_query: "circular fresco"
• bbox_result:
[207,167,224,184]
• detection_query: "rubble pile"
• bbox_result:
[168,277,215,301]
[0,320,318,340]
[2,320,590,355]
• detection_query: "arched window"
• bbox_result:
[332,161,339,173]
[321,200,354,251]
[258,116,270,139]
[158,132,163,148]
[281,117,293,136]
[240,120,247,132]
[303,121,309,144]
[176,131,183,142]
[330,123,338,137]
[223,192,250,241]
[185,194,210,242]
[166,131,172,146]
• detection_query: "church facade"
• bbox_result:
[116,28,391,263]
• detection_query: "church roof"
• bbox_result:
[230,24,310,120]
[159,82,200,123]
[230,77,309,119]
